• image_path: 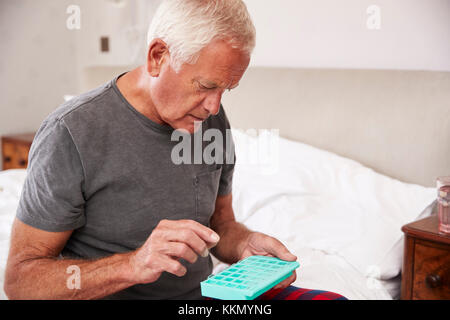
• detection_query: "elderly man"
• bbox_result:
[5,0,345,300]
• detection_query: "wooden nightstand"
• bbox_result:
[1,133,35,170]
[401,215,450,300]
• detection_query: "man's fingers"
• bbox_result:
[159,226,209,257]
[177,219,220,244]
[263,237,297,262]
[160,219,220,244]
[273,271,297,290]
[159,255,187,277]
[136,219,219,283]
[161,242,198,264]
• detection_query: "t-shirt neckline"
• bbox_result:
[110,72,175,135]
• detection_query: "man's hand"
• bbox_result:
[129,219,220,284]
[239,232,298,290]
[209,194,298,291]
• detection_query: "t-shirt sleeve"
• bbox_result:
[16,118,86,232]
[217,107,235,196]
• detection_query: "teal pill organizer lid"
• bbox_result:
[201,255,300,300]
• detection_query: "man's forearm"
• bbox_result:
[210,221,252,264]
[5,251,136,300]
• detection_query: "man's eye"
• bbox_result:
[199,84,215,90]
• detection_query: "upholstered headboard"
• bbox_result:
[81,66,450,187]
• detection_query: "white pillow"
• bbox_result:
[230,129,436,280]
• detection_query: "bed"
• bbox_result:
[1,66,448,300]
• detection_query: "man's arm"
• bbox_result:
[209,193,252,264]
[4,218,218,300]
[4,219,136,300]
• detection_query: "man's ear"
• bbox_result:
[146,39,170,77]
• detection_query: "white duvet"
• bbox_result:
[224,129,436,299]
[0,130,436,300]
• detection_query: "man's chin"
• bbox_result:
[171,120,203,135]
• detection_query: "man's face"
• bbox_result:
[150,39,251,133]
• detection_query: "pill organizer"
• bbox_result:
[201,255,300,300]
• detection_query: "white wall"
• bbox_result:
[75,0,450,74]
[0,0,162,168]
[244,0,450,71]
[72,0,161,90]
[74,0,156,68]
[1,0,448,166]
[0,0,79,138]
[0,0,159,144]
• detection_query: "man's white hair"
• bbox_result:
[147,0,256,71]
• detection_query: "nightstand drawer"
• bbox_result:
[2,140,31,170]
[412,240,450,300]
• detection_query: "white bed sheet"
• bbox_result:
[0,129,436,299]
[0,169,28,300]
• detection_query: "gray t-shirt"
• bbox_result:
[16,73,235,300]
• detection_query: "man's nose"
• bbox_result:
[203,91,222,116]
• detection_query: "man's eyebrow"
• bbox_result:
[196,77,239,90]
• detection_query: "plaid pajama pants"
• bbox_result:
[255,286,347,300]
[206,286,347,300]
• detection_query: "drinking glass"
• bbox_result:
[437,176,450,234]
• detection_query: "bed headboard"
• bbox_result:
[81,66,450,187]
[223,67,450,188]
